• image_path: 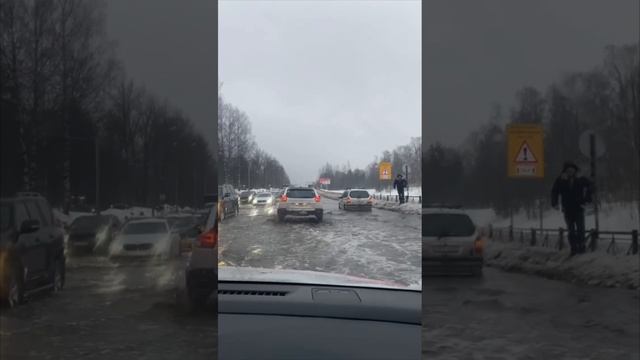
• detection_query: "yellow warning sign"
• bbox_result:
[379,162,392,180]
[507,123,544,178]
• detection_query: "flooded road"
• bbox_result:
[423,267,640,360]
[0,255,216,360]
[219,198,421,287]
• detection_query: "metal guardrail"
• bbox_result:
[372,193,422,204]
[488,225,639,256]
[318,190,422,204]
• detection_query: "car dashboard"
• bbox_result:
[218,281,421,360]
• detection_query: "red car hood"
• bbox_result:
[218,266,420,291]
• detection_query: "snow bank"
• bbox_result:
[485,240,640,289]
[373,201,421,215]
[53,209,93,226]
[101,206,153,222]
[492,202,639,232]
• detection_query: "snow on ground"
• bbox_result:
[491,202,639,232]
[101,206,153,221]
[374,186,421,197]
[485,241,640,289]
[54,206,156,225]
[482,202,639,289]
[439,203,640,289]
[373,201,421,215]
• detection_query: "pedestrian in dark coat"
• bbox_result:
[551,161,592,255]
[393,174,407,204]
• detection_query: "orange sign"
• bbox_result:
[507,123,544,178]
[379,162,392,180]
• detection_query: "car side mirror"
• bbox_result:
[20,219,40,234]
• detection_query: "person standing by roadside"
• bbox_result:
[551,161,593,256]
[393,174,407,204]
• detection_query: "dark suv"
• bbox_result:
[218,184,239,221]
[185,200,218,309]
[0,193,66,308]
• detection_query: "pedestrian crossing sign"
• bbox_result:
[507,123,544,178]
[379,162,392,180]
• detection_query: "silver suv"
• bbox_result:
[422,207,484,276]
[276,187,323,222]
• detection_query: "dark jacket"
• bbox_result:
[551,175,592,214]
[393,178,407,191]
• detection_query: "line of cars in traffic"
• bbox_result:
[229,185,378,222]
[66,212,205,259]
[0,191,220,309]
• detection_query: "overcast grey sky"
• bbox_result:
[219,0,421,184]
[105,0,217,150]
[423,0,639,147]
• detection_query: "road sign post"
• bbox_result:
[590,134,599,233]
[507,123,545,230]
[579,130,605,233]
[405,164,409,201]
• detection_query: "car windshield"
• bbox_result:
[217,1,421,291]
[286,189,315,198]
[240,191,251,197]
[0,202,12,231]
[122,222,167,235]
[349,190,370,198]
[422,213,476,237]
[256,193,271,198]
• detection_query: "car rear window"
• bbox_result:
[286,189,316,198]
[422,213,476,237]
[257,193,271,198]
[349,190,369,198]
[240,191,252,196]
[122,222,168,235]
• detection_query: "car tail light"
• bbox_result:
[474,236,484,255]
[198,228,217,248]
[280,194,288,202]
[314,195,321,203]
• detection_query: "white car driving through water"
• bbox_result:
[422,207,484,276]
[108,218,180,259]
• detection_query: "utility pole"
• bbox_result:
[590,134,599,233]
[405,164,409,201]
[95,137,100,214]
